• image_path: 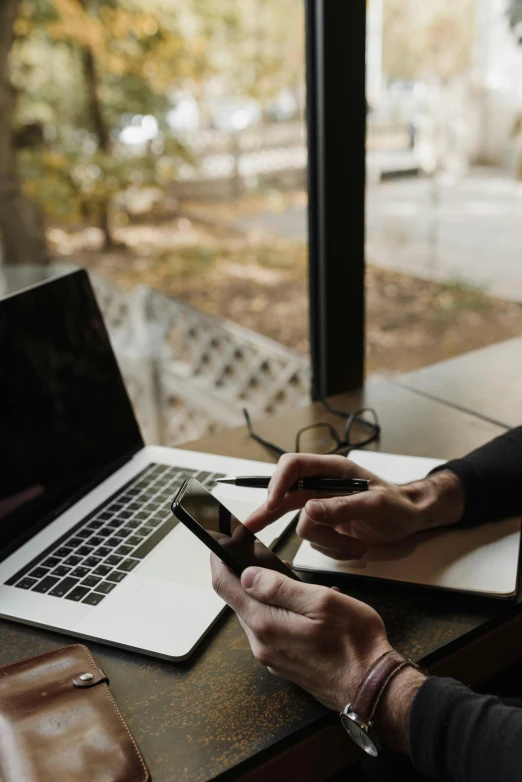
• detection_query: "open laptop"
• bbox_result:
[0,269,293,660]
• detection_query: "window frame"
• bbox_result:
[305,0,367,399]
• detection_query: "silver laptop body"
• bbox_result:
[0,271,291,660]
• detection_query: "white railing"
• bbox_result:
[91,273,311,446]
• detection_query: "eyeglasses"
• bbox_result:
[243,399,380,457]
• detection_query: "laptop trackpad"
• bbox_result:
[136,524,213,590]
[73,572,224,659]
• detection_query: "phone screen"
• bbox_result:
[172,478,300,580]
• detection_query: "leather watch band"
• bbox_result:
[349,649,414,725]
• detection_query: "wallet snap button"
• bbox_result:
[73,667,109,688]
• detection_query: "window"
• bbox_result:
[5,0,310,443]
[366,0,522,374]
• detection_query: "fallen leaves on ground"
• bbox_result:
[50,198,522,374]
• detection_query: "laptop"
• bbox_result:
[0,269,294,660]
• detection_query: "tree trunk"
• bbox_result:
[82,47,110,152]
[0,0,48,265]
[78,1,115,249]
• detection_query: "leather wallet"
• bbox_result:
[0,644,150,782]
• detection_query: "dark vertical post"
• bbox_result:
[305,0,366,398]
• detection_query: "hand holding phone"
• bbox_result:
[171,478,301,581]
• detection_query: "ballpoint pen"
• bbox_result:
[215,476,370,493]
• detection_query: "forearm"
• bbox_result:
[403,426,522,531]
[374,666,426,753]
[374,671,522,782]
[404,469,466,532]
[409,677,522,782]
[430,426,522,527]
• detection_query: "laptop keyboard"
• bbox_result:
[5,463,225,606]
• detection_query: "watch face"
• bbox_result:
[341,713,379,757]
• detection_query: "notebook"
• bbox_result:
[292,450,522,599]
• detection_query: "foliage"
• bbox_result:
[9,0,305,240]
[18,139,189,223]
[508,0,522,32]
[382,0,476,81]
[507,2,522,177]
[11,0,195,237]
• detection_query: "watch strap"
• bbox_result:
[349,649,414,725]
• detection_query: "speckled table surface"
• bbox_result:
[0,379,519,782]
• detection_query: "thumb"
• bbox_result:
[241,566,330,617]
[304,490,382,528]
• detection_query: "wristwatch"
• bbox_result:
[340,649,419,757]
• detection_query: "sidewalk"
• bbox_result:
[235,167,522,302]
[366,167,522,302]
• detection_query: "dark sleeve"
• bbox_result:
[430,426,522,527]
[409,676,522,782]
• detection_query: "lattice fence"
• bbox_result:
[91,273,310,446]
[167,121,306,200]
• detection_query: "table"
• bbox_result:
[2,377,522,782]
[397,336,522,429]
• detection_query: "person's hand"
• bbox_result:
[210,558,427,753]
[210,556,393,711]
[246,454,465,560]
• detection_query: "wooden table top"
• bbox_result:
[0,378,519,782]
[397,336,522,429]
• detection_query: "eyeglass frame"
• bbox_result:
[242,399,380,457]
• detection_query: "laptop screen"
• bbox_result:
[0,270,143,556]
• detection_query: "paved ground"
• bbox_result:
[236,167,522,302]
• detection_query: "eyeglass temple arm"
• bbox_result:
[352,408,381,434]
[321,398,381,434]
[242,408,288,456]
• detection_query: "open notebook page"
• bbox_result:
[292,450,521,598]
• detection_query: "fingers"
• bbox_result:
[210,555,304,635]
[246,453,377,534]
[303,490,384,529]
[266,454,359,512]
[245,492,314,533]
[241,565,339,619]
[296,514,366,558]
[210,554,252,616]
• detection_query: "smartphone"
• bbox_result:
[171,477,301,580]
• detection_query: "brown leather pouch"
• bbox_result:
[0,644,150,782]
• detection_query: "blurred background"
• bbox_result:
[2,0,522,442]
